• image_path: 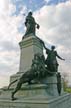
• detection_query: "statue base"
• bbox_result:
[0,84,71,108]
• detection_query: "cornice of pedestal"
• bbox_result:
[19,35,43,49]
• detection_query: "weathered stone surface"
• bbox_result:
[19,35,43,73]
[0,83,64,100]
[41,74,64,96]
[0,93,71,108]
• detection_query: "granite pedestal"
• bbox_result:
[0,84,71,108]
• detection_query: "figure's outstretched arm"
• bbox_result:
[57,53,65,61]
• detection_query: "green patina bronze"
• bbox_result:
[8,53,46,100]
[22,12,40,39]
[8,40,65,100]
[43,44,65,72]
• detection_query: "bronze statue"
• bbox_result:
[23,12,40,39]
[44,44,65,72]
[8,40,65,100]
[8,53,47,100]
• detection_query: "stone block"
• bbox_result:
[0,93,71,108]
[19,35,43,73]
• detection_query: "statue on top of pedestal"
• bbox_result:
[22,12,40,39]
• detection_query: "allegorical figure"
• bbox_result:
[23,12,40,39]
[44,44,65,72]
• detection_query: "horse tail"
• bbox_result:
[8,79,18,89]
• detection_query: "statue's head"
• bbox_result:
[51,45,55,50]
[28,12,33,16]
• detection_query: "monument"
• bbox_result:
[0,12,71,108]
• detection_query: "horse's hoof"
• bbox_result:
[11,92,17,101]
[12,97,17,101]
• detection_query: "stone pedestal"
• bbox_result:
[41,75,59,96]
[0,94,71,108]
[0,84,71,108]
[19,35,43,72]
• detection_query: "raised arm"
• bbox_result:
[43,44,50,53]
[56,52,65,61]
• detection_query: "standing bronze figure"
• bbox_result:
[23,12,40,39]
[44,44,65,72]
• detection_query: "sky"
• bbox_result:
[0,0,71,88]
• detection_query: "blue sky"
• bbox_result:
[10,0,69,34]
[10,0,69,15]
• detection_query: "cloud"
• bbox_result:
[44,0,69,5]
[44,0,51,3]
[0,0,27,88]
[34,1,71,78]
[0,0,71,88]
[0,74,10,88]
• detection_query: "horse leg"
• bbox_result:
[11,77,30,100]
[8,79,18,90]
[11,81,22,100]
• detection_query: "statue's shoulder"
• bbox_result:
[54,50,57,55]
